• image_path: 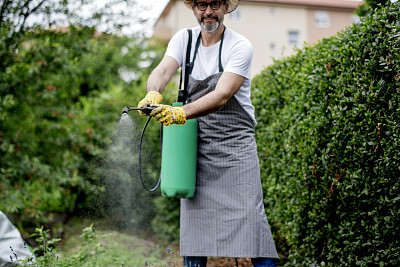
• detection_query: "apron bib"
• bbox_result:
[179,29,278,258]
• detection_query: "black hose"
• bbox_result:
[138,116,162,192]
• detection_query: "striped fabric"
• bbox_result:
[180,73,279,258]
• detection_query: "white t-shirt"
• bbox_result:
[165,26,256,125]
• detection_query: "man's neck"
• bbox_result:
[201,25,225,47]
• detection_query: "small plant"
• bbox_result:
[28,226,61,266]
[70,223,106,266]
[17,224,106,266]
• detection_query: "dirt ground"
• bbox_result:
[167,257,254,267]
[208,257,253,267]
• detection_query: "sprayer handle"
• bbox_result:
[141,106,155,115]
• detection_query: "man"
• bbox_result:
[138,0,279,266]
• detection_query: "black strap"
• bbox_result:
[189,32,202,76]
[219,27,226,72]
[178,29,193,103]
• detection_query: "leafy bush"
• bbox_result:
[252,3,399,266]
[0,25,166,233]
[355,0,392,17]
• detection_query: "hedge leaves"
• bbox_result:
[252,3,399,266]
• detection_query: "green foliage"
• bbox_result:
[355,0,392,17]
[0,24,166,231]
[152,197,181,245]
[0,0,146,67]
[252,3,399,266]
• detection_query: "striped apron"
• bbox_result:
[179,30,279,258]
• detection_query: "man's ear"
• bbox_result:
[225,2,229,14]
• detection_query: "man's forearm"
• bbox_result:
[146,56,179,94]
[146,68,169,93]
[183,72,245,120]
[183,89,229,120]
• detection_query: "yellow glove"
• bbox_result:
[137,91,163,116]
[150,105,187,126]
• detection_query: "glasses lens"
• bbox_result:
[210,1,221,9]
[197,2,207,11]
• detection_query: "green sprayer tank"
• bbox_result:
[160,102,197,198]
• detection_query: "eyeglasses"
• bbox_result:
[194,1,225,11]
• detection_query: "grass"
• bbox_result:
[26,217,256,266]
[56,217,182,266]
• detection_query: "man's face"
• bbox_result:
[193,1,228,32]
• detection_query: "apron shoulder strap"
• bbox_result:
[219,26,226,72]
[178,29,193,103]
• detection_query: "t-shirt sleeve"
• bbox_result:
[224,38,253,80]
[165,28,188,67]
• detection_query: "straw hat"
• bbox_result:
[183,0,239,13]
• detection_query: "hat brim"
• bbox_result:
[183,0,239,13]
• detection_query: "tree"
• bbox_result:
[0,0,145,69]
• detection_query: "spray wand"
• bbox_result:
[121,106,155,115]
[121,106,161,192]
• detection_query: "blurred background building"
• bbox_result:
[153,0,363,77]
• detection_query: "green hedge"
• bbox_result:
[252,3,399,266]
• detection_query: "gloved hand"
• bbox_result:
[150,105,187,126]
[137,91,163,116]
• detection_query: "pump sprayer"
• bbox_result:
[123,37,198,197]
[121,103,197,198]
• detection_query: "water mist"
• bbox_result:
[93,113,160,231]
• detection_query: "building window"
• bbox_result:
[269,7,275,15]
[288,30,299,46]
[315,11,330,28]
[270,43,276,51]
[229,6,241,20]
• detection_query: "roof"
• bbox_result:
[241,0,363,9]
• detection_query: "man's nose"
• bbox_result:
[205,4,213,14]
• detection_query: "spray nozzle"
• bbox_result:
[122,106,131,114]
[121,106,155,115]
